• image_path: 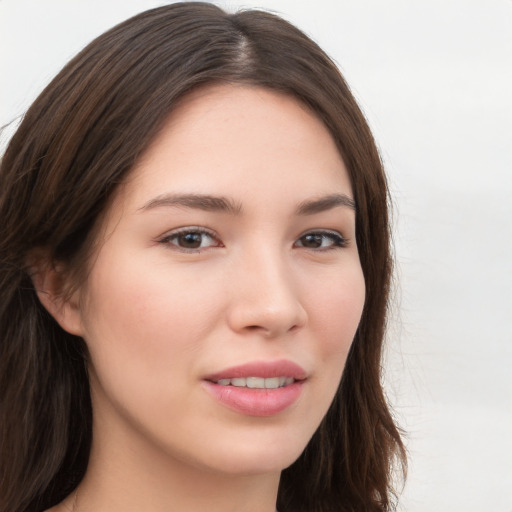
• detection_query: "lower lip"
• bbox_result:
[203,381,304,417]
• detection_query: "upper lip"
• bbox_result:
[204,359,308,382]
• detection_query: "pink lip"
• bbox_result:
[204,360,307,381]
[202,360,307,417]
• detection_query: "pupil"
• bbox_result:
[180,233,202,248]
[303,234,322,248]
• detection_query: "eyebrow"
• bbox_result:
[295,193,356,215]
[139,192,355,216]
[139,193,243,215]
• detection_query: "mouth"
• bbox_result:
[212,376,296,389]
[202,360,307,417]
[204,359,307,382]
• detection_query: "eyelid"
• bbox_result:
[157,226,223,252]
[294,229,349,249]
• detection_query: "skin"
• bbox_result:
[44,85,365,512]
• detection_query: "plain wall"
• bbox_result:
[1,1,511,510]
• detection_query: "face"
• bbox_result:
[73,85,365,476]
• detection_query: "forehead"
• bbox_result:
[120,84,352,210]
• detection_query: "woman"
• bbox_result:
[0,3,405,511]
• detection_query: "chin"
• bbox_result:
[206,449,302,477]
[186,426,311,476]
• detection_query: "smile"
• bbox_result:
[214,377,295,388]
[203,360,306,416]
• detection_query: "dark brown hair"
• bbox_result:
[0,3,405,511]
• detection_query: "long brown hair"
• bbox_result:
[0,3,405,511]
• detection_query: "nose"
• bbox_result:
[226,247,307,338]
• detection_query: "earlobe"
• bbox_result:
[29,257,84,337]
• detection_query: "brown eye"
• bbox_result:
[160,228,220,251]
[295,231,347,250]
[178,232,203,248]
[300,234,324,248]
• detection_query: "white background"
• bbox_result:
[1,1,511,510]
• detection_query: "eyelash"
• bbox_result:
[158,228,348,252]
[294,230,349,250]
[158,227,221,252]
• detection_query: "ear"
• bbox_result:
[29,255,84,337]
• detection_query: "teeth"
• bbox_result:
[246,377,265,388]
[263,377,280,389]
[215,377,296,388]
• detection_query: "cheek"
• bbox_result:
[303,262,365,382]
[308,264,365,345]
[77,253,229,452]
[78,252,221,388]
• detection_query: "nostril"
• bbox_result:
[243,322,302,336]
